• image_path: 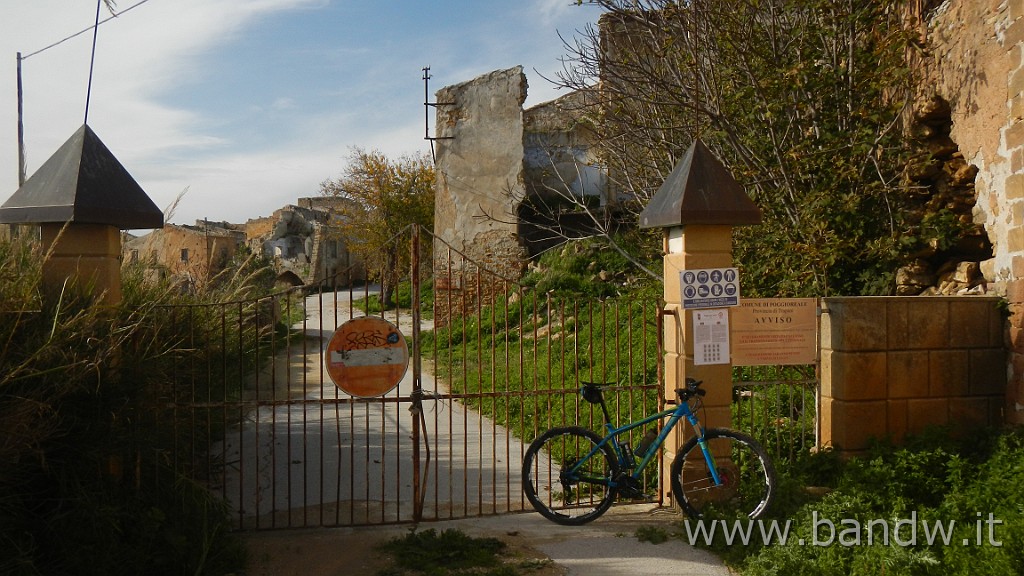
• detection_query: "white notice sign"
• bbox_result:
[693,308,730,365]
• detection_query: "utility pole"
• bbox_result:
[17,52,26,187]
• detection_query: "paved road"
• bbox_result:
[218,286,526,527]
[221,287,731,574]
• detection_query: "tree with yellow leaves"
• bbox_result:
[320,148,434,308]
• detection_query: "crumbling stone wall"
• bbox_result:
[433,67,530,326]
[246,198,364,289]
[432,68,604,325]
[922,0,1023,423]
[124,223,243,288]
[897,96,991,296]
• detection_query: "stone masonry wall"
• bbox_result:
[924,0,1023,422]
[820,296,1006,454]
[433,67,530,327]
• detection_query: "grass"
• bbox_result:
[356,277,436,315]
[422,289,661,437]
[376,528,550,576]
[678,426,1024,576]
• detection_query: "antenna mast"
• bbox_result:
[422,66,454,161]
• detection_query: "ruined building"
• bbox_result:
[432,66,604,325]
[125,196,364,291]
[245,197,365,289]
[124,222,245,289]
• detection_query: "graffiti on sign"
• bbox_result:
[325,317,409,398]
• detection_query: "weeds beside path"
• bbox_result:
[242,504,729,576]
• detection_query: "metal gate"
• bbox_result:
[166,226,663,529]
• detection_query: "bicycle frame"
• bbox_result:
[569,396,723,489]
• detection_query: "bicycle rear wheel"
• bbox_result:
[670,428,775,519]
[522,426,619,525]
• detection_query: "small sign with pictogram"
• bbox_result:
[680,267,740,309]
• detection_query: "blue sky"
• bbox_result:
[0,0,599,227]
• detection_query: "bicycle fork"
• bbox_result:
[684,407,723,486]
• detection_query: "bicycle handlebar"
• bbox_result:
[581,378,705,406]
[676,378,706,403]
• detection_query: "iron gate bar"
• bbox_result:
[160,225,820,531]
[172,387,643,411]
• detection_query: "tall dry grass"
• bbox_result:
[0,235,280,575]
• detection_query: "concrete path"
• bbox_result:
[217,286,526,526]
[243,504,733,576]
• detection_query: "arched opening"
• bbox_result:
[275,271,304,289]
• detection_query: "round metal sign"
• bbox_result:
[325,316,409,398]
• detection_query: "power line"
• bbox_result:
[20,0,154,61]
[84,0,103,125]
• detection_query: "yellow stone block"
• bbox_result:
[39,223,123,306]
[701,406,733,431]
[41,223,121,257]
[679,225,734,253]
[42,254,122,305]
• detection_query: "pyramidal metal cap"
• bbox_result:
[639,139,761,228]
[0,124,163,229]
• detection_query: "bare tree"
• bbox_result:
[539,0,926,296]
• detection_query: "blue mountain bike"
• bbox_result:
[522,378,776,525]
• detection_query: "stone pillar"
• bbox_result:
[0,124,163,307]
[662,225,736,427]
[660,225,736,500]
[638,138,761,503]
[40,223,122,306]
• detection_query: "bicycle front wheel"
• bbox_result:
[522,426,619,525]
[670,428,775,519]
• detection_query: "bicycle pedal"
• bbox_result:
[615,474,646,499]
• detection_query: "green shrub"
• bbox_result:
[698,427,1024,576]
[0,236,251,575]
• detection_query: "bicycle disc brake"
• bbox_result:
[558,457,580,504]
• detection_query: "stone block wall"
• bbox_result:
[1002,4,1024,424]
[820,296,1005,453]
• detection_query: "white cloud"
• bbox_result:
[1,0,598,228]
[271,97,297,110]
[533,0,582,26]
